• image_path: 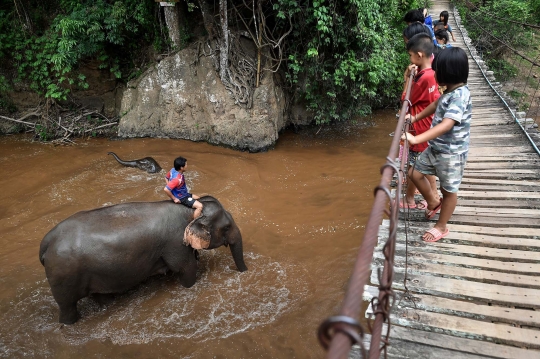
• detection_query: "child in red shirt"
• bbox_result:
[400,33,441,209]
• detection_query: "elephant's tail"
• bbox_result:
[39,231,54,266]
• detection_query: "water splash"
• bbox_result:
[0,251,308,354]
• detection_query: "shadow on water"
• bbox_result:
[0,110,396,358]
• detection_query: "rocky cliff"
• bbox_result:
[118,47,293,152]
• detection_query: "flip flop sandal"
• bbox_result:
[416,200,428,210]
[399,199,428,210]
[422,227,449,242]
[425,200,443,220]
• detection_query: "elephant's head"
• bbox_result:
[183,196,248,272]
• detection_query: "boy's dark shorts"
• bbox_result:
[180,194,196,208]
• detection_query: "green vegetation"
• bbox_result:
[0,0,163,101]
[0,0,424,125]
[455,0,540,121]
[455,0,539,79]
[274,0,417,123]
[486,59,518,82]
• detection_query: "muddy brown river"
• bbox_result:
[0,111,395,358]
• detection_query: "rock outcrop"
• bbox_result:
[118,47,289,152]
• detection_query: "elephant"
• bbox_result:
[107,151,162,173]
[39,196,247,324]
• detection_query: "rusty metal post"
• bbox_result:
[318,71,415,359]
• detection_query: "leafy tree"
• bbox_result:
[1,0,424,126]
[0,0,161,100]
[269,0,419,123]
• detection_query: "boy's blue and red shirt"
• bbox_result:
[166,168,189,199]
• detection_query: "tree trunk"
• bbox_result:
[219,0,229,83]
[197,0,215,38]
[163,5,181,48]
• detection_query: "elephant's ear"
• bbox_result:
[183,216,211,250]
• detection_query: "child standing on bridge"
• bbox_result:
[164,156,204,219]
[400,33,441,210]
[402,47,472,242]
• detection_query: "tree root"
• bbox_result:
[0,101,118,144]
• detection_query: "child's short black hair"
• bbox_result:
[403,22,431,41]
[433,47,469,85]
[440,10,449,25]
[435,29,449,43]
[403,9,424,23]
[174,156,187,170]
[406,33,434,57]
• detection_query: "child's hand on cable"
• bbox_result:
[401,132,418,145]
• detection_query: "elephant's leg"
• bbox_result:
[162,243,198,288]
[59,302,79,324]
[47,271,85,324]
[179,250,198,288]
[50,286,80,324]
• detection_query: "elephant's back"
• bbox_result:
[41,201,190,264]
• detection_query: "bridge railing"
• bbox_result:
[317,70,415,359]
[453,0,540,155]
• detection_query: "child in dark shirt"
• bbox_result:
[164,156,203,219]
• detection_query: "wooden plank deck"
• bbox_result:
[358,1,540,357]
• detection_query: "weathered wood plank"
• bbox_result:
[382,219,540,239]
[365,304,540,349]
[462,172,540,180]
[453,206,540,218]
[358,325,540,359]
[447,223,540,237]
[462,169,539,174]
[443,231,540,249]
[458,183,540,192]
[457,190,540,199]
[469,133,522,139]
[369,270,540,309]
[380,222,540,250]
[388,258,540,288]
[466,156,539,163]
[460,178,540,185]
[469,142,532,148]
[378,240,540,262]
[456,199,540,208]
[446,215,540,227]
[364,285,540,328]
[467,146,534,154]
[465,162,540,170]
[373,250,540,274]
[398,209,539,226]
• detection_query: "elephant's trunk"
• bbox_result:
[228,225,247,272]
[108,152,137,168]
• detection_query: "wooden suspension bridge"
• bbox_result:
[359,0,540,358]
